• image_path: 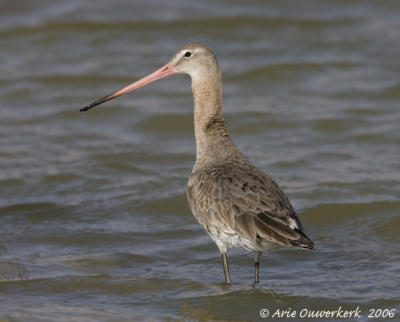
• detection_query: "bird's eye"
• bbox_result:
[184,51,191,57]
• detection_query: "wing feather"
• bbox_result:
[187,162,314,249]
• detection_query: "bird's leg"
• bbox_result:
[254,251,261,283]
[221,252,231,284]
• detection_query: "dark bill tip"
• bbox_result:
[79,94,114,112]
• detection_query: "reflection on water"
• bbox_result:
[0,0,399,320]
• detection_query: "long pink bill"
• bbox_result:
[80,62,176,112]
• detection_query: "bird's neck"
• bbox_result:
[192,77,243,169]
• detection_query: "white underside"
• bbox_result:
[206,226,279,253]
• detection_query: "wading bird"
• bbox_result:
[80,43,314,284]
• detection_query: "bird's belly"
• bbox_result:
[191,210,280,252]
[206,226,259,252]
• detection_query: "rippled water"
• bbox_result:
[1,0,399,321]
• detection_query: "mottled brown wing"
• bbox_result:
[187,162,314,249]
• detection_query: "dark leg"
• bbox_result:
[254,252,261,283]
[221,252,231,284]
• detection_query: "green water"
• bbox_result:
[0,0,399,321]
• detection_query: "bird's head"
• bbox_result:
[80,42,219,112]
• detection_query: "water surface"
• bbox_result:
[0,0,399,321]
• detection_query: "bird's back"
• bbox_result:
[187,159,314,251]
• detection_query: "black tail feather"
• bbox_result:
[290,230,314,249]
